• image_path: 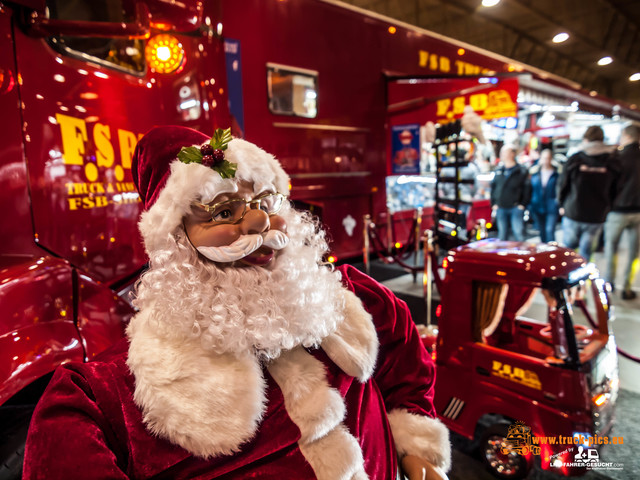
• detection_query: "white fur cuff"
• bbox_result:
[387,409,451,472]
[321,289,378,382]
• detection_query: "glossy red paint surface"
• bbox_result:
[0,255,79,404]
[446,239,586,284]
[76,273,133,361]
[9,2,230,285]
[1,1,231,405]
[0,8,40,258]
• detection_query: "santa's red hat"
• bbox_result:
[132,125,290,254]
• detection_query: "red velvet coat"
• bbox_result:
[24,266,444,479]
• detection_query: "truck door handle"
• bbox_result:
[476,366,490,376]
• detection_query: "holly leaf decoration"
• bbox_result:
[215,160,237,179]
[210,128,232,151]
[177,146,203,164]
[177,127,237,179]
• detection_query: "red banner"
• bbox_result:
[387,77,519,125]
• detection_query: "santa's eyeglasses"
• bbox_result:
[193,192,286,225]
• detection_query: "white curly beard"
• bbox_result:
[132,206,347,360]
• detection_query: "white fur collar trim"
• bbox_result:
[268,347,368,479]
[127,310,266,458]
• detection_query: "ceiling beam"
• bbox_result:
[596,0,640,34]
[614,19,629,61]
[431,0,590,80]
[508,34,522,59]
[624,29,638,64]
[601,11,619,51]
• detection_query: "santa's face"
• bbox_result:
[183,180,289,267]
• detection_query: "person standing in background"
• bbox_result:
[604,124,640,300]
[528,149,560,243]
[558,125,619,261]
[491,144,532,241]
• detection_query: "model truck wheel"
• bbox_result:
[480,423,530,479]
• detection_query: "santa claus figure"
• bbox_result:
[24,126,450,479]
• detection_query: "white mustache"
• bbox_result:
[262,229,289,250]
[196,230,289,263]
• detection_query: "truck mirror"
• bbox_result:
[144,0,205,33]
[10,0,45,11]
[24,1,151,39]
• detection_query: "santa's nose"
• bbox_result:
[241,208,270,235]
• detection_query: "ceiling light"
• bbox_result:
[597,56,613,66]
[630,73,640,82]
[482,0,500,6]
[552,33,569,43]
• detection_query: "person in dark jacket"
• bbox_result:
[557,125,619,261]
[528,149,560,243]
[491,144,532,241]
[604,124,640,300]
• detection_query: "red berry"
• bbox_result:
[201,154,215,167]
[200,144,213,156]
[212,149,225,164]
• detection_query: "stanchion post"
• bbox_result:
[414,207,423,267]
[423,229,433,327]
[476,218,487,241]
[386,210,393,255]
[363,214,371,276]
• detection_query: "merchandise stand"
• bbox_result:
[433,119,475,248]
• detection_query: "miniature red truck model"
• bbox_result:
[424,239,619,478]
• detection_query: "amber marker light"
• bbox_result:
[457,48,465,56]
[146,34,185,74]
[327,255,337,263]
[593,393,608,407]
[395,242,403,249]
[388,26,397,34]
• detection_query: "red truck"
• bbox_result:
[423,239,618,478]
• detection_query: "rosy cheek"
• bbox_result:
[269,215,287,234]
[188,224,241,248]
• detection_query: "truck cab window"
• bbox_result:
[267,63,317,118]
[46,0,145,74]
